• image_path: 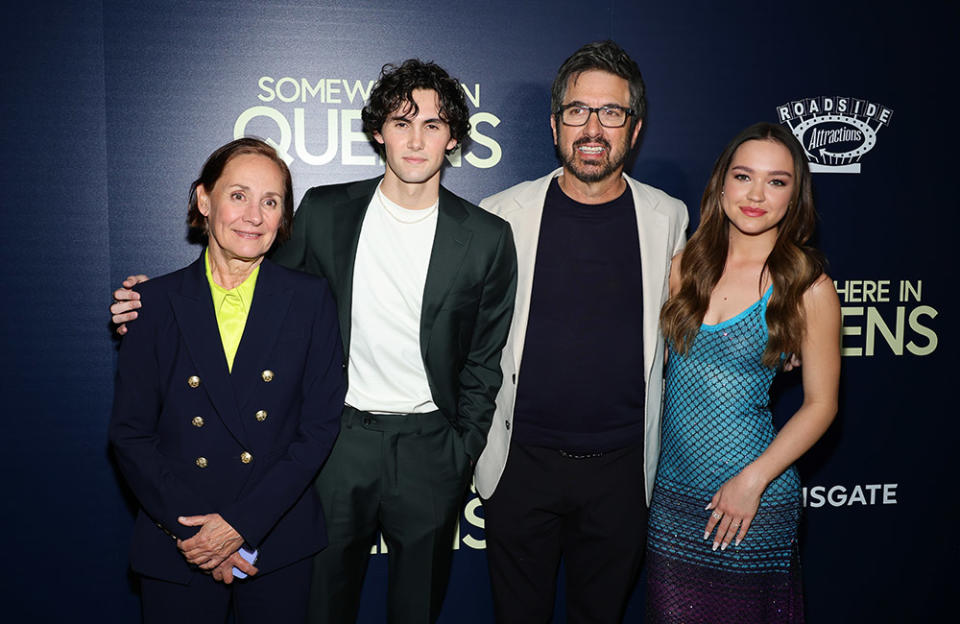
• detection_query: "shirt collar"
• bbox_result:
[204,247,260,314]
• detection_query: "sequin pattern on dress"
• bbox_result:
[646,287,804,623]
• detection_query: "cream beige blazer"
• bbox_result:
[475,168,688,504]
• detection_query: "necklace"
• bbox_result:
[377,187,439,224]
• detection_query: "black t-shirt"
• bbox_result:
[513,178,646,452]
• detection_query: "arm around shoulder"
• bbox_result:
[111,274,151,334]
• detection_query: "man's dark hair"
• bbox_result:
[551,40,647,126]
[361,59,471,153]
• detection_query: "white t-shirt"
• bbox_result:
[344,184,440,413]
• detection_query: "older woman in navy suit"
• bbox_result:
[109,138,345,623]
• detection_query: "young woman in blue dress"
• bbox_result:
[646,122,841,623]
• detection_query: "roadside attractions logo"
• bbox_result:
[234,76,502,169]
[777,97,893,174]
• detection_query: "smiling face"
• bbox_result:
[721,139,796,240]
[373,88,458,193]
[551,69,642,184]
[196,153,285,262]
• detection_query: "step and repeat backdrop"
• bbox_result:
[1,1,953,621]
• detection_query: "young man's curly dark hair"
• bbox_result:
[361,59,471,154]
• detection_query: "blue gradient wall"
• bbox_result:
[1,1,953,621]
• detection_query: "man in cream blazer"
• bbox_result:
[476,41,688,624]
[475,169,687,500]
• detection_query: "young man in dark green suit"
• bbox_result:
[112,60,516,623]
[272,59,517,623]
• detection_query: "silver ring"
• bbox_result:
[711,511,722,520]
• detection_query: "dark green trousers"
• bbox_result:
[308,406,472,623]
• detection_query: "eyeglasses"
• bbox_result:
[555,104,635,128]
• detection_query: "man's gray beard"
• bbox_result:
[558,137,630,184]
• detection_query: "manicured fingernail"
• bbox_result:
[721,542,728,551]
[712,541,719,551]
[704,531,710,539]
[735,538,741,546]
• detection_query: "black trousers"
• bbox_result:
[483,441,648,624]
[308,407,472,624]
[140,555,312,624]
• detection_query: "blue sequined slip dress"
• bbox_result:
[646,286,803,623]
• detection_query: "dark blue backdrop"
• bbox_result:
[2,1,954,621]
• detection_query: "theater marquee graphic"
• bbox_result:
[777,97,893,173]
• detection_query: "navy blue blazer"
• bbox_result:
[109,253,345,584]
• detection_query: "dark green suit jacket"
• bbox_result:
[271,177,517,462]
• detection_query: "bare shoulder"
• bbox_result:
[805,274,839,303]
[803,273,841,323]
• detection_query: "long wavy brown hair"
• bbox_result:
[661,122,825,367]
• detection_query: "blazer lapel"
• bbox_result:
[168,255,247,447]
[230,259,293,410]
[331,191,375,356]
[420,187,472,358]
[499,169,556,372]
